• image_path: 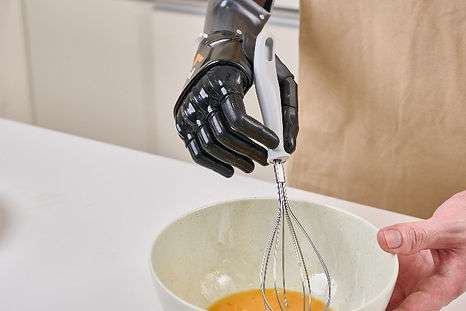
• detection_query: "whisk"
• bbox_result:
[254,29,332,310]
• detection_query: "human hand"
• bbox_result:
[377,191,466,311]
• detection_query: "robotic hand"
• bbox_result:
[174,0,298,177]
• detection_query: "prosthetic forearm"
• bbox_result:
[174,0,298,177]
[203,0,272,59]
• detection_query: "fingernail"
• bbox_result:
[384,229,402,249]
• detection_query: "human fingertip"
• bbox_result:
[384,229,403,249]
[377,228,402,253]
[377,230,390,252]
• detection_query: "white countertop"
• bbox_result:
[0,118,464,310]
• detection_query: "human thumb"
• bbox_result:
[378,193,466,255]
[377,220,443,255]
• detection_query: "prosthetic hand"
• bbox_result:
[174,0,298,177]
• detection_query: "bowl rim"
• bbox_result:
[149,196,399,311]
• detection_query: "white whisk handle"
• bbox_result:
[254,29,290,164]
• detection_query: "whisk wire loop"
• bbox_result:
[260,161,332,311]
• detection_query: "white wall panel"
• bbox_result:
[23,0,155,151]
[0,0,32,123]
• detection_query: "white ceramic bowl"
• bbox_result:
[150,198,398,310]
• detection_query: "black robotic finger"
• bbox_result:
[208,111,269,166]
[282,105,298,153]
[221,94,279,149]
[276,56,299,154]
[197,125,254,173]
[275,56,294,83]
[186,138,234,178]
[279,77,298,153]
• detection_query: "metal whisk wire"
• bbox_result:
[260,161,332,311]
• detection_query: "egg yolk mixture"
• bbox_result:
[208,289,332,311]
